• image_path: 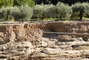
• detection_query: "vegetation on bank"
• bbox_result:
[0,0,89,22]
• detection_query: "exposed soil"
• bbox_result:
[0,21,89,60]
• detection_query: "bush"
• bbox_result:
[56,2,72,20]
[72,2,89,20]
[11,5,33,22]
[0,7,13,20]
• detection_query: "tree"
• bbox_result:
[72,2,89,20]
[44,5,58,18]
[34,0,52,4]
[0,7,13,20]
[0,0,14,8]
[33,0,89,5]
[11,5,33,23]
[33,4,45,20]
[14,0,35,7]
[33,4,55,19]
[56,2,72,20]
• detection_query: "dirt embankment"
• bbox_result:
[42,21,89,33]
[0,21,89,60]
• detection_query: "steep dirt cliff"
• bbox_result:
[0,22,89,60]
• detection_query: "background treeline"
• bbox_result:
[33,2,89,21]
[34,0,89,5]
[1,0,89,7]
[0,0,35,8]
[0,0,89,22]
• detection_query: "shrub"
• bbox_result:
[11,5,33,22]
[56,2,72,20]
[72,2,89,20]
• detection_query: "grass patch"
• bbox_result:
[70,17,80,20]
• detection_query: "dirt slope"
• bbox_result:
[0,21,89,60]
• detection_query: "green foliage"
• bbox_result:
[33,0,89,5]
[0,7,13,20]
[72,3,88,13]
[0,0,35,8]
[14,0,35,7]
[33,4,55,19]
[0,5,33,22]
[44,5,57,18]
[72,2,89,20]
[11,5,33,22]
[56,2,72,20]
[84,3,89,17]
[0,0,14,8]
[33,3,72,20]
[33,4,44,19]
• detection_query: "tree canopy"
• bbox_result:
[72,2,89,20]
[0,0,35,8]
[34,0,89,5]
[0,0,89,8]
[14,0,35,7]
[56,2,72,20]
[0,0,14,8]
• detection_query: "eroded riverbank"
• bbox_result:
[0,21,89,60]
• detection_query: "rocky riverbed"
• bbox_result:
[0,21,89,60]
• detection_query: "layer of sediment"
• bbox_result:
[0,21,89,60]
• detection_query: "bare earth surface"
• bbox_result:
[0,21,89,60]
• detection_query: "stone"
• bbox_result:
[39,41,48,47]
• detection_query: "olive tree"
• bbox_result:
[56,2,72,20]
[72,2,89,20]
[43,5,57,18]
[33,4,56,19]
[0,7,13,20]
[33,2,72,20]
[33,4,44,19]
[11,5,33,22]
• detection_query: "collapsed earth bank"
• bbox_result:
[0,21,89,60]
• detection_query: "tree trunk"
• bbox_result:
[80,11,83,20]
[22,19,24,23]
[6,14,9,21]
[60,16,62,20]
[41,15,44,20]
[37,15,39,21]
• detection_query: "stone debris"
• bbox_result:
[0,22,89,60]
